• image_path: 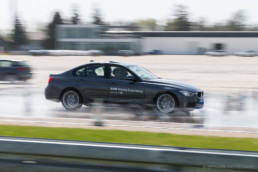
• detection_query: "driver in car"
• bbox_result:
[113,68,127,80]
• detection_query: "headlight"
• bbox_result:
[179,90,195,96]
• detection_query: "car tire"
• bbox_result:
[4,74,17,83]
[61,90,82,111]
[156,93,176,114]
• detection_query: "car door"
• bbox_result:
[73,64,108,102]
[107,64,145,104]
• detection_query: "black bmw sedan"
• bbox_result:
[45,61,204,114]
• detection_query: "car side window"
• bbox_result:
[94,66,104,76]
[85,65,105,78]
[0,61,12,67]
[74,64,105,78]
[110,65,134,80]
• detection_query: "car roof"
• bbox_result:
[67,61,137,73]
[86,60,135,67]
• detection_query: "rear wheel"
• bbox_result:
[61,90,82,111]
[156,93,176,114]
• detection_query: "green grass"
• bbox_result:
[0,125,258,151]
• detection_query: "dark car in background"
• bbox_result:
[45,61,204,114]
[147,50,162,55]
[0,60,32,82]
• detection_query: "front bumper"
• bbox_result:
[180,92,204,109]
[195,96,204,109]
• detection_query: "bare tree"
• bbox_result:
[227,10,246,31]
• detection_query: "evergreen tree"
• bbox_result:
[165,5,191,31]
[92,8,104,25]
[71,7,80,24]
[12,16,28,47]
[173,5,190,31]
[44,12,63,49]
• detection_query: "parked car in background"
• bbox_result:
[205,50,228,56]
[147,50,162,55]
[87,50,104,56]
[28,50,49,56]
[0,60,32,82]
[117,50,135,56]
[234,50,257,57]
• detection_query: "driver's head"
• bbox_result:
[113,68,123,79]
[113,68,121,75]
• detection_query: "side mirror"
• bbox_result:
[125,76,137,82]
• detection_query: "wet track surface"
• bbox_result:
[1,54,258,136]
[1,82,258,132]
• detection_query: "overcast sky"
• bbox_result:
[1,0,258,33]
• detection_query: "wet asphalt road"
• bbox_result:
[1,82,258,129]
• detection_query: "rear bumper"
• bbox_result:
[45,85,60,102]
[18,73,32,80]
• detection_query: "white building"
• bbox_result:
[56,25,258,55]
[135,31,258,55]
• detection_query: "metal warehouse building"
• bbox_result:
[56,25,258,55]
[136,31,258,55]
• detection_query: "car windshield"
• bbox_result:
[128,65,158,80]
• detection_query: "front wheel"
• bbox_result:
[156,94,176,114]
[61,90,82,111]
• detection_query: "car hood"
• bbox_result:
[145,78,202,92]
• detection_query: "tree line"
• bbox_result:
[11,7,104,49]
[10,5,257,49]
[136,5,250,31]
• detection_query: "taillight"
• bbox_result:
[17,67,28,71]
[48,77,53,83]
